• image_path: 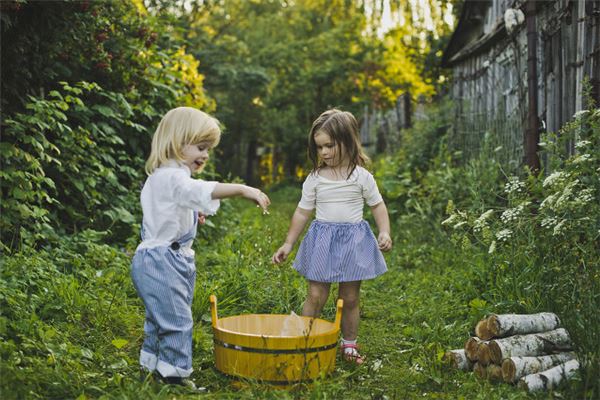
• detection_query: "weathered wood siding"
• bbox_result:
[449,0,600,169]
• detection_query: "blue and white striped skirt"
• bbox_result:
[293,220,387,283]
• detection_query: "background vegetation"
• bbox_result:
[1,0,598,399]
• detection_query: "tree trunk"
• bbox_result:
[443,349,473,371]
[487,312,560,338]
[464,337,485,362]
[488,328,572,364]
[502,352,576,383]
[475,318,492,340]
[518,359,580,391]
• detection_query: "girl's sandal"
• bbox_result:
[340,343,366,365]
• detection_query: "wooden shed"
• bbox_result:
[443,0,600,170]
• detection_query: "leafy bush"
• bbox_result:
[1,82,143,248]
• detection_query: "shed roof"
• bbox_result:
[442,0,507,67]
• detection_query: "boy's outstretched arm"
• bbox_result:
[272,207,312,264]
[371,201,392,252]
[212,183,270,211]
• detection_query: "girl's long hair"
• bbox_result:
[307,108,370,178]
[145,107,221,175]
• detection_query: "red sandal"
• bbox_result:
[340,342,366,365]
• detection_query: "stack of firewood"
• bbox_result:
[444,312,579,392]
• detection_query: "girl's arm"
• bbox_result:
[371,201,392,252]
[212,183,270,211]
[272,207,313,264]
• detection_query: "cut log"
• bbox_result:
[518,359,580,391]
[443,349,474,371]
[475,318,492,340]
[488,328,572,364]
[486,364,503,382]
[473,362,487,379]
[477,341,492,366]
[464,337,484,362]
[502,352,577,383]
[487,313,560,338]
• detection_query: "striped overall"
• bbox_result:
[131,212,198,378]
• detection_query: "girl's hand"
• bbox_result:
[272,243,293,264]
[378,232,392,252]
[244,186,271,213]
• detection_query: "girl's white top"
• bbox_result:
[298,166,383,223]
[136,160,220,254]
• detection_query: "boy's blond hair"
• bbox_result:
[145,107,221,175]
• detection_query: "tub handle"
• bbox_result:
[334,299,344,330]
[209,294,218,328]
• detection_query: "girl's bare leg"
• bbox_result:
[302,280,331,317]
[338,281,362,340]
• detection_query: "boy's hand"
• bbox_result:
[272,243,293,264]
[244,186,271,213]
[378,232,392,252]
[198,213,206,225]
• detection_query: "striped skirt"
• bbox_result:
[293,220,387,283]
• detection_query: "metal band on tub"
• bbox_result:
[213,338,337,354]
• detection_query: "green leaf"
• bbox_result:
[111,338,128,349]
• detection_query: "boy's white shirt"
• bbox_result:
[298,166,383,223]
[136,160,220,255]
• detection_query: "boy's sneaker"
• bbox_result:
[161,376,204,391]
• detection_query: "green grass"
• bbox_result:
[0,186,590,399]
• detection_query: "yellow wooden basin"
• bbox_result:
[210,295,343,385]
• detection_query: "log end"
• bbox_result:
[473,362,487,379]
[501,358,516,383]
[487,314,500,337]
[475,319,493,340]
[477,342,491,366]
[487,364,503,382]
[464,337,480,362]
[488,340,503,365]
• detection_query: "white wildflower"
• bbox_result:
[500,202,530,223]
[574,188,595,205]
[453,221,467,229]
[488,240,497,254]
[441,214,458,226]
[541,217,558,229]
[540,193,558,210]
[574,140,591,150]
[573,109,589,120]
[553,220,566,236]
[543,171,566,188]
[496,229,513,242]
[504,177,525,195]
[572,153,592,164]
[474,209,494,232]
[501,208,520,223]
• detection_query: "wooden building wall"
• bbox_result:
[448,0,600,170]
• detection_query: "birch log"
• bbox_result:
[518,359,580,391]
[443,349,474,371]
[475,318,493,340]
[486,364,503,382]
[487,313,560,338]
[502,352,577,383]
[473,362,487,379]
[488,328,572,364]
[476,341,492,366]
[464,337,485,362]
